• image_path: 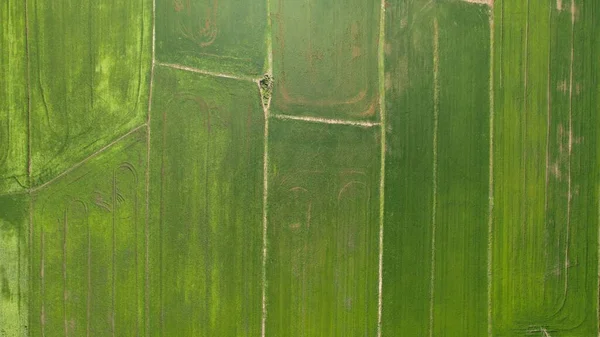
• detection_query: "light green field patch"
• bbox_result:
[492,0,599,335]
[29,129,147,336]
[0,1,28,193]
[0,195,29,336]
[28,0,151,187]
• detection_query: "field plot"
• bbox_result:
[492,0,600,335]
[156,0,268,76]
[381,0,436,334]
[0,195,29,336]
[270,0,380,120]
[266,119,380,336]
[27,0,151,187]
[148,66,264,337]
[382,1,490,336]
[0,2,28,193]
[432,3,490,336]
[29,128,147,336]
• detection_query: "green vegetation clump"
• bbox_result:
[259,74,273,107]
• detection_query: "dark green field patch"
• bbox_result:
[382,2,490,336]
[433,3,490,336]
[266,119,380,336]
[382,0,436,334]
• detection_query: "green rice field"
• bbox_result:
[1,0,599,335]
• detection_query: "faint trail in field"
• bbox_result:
[259,77,271,337]
[111,172,117,337]
[487,3,495,336]
[155,62,258,82]
[260,1,274,331]
[18,196,23,334]
[29,194,34,336]
[0,189,30,197]
[563,0,575,302]
[31,124,146,193]
[461,0,492,5]
[145,66,154,337]
[159,107,167,336]
[144,70,153,336]
[145,0,157,332]
[63,210,68,337]
[25,0,32,186]
[266,0,273,76]
[41,227,45,337]
[271,114,380,127]
[428,17,440,337]
[499,0,503,87]
[87,208,91,337]
[528,326,553,336]
[543,0,557,322]
[544,0,552,270]
[376,0,386,334]
[543,327,552,337]
[520,0,530,250]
